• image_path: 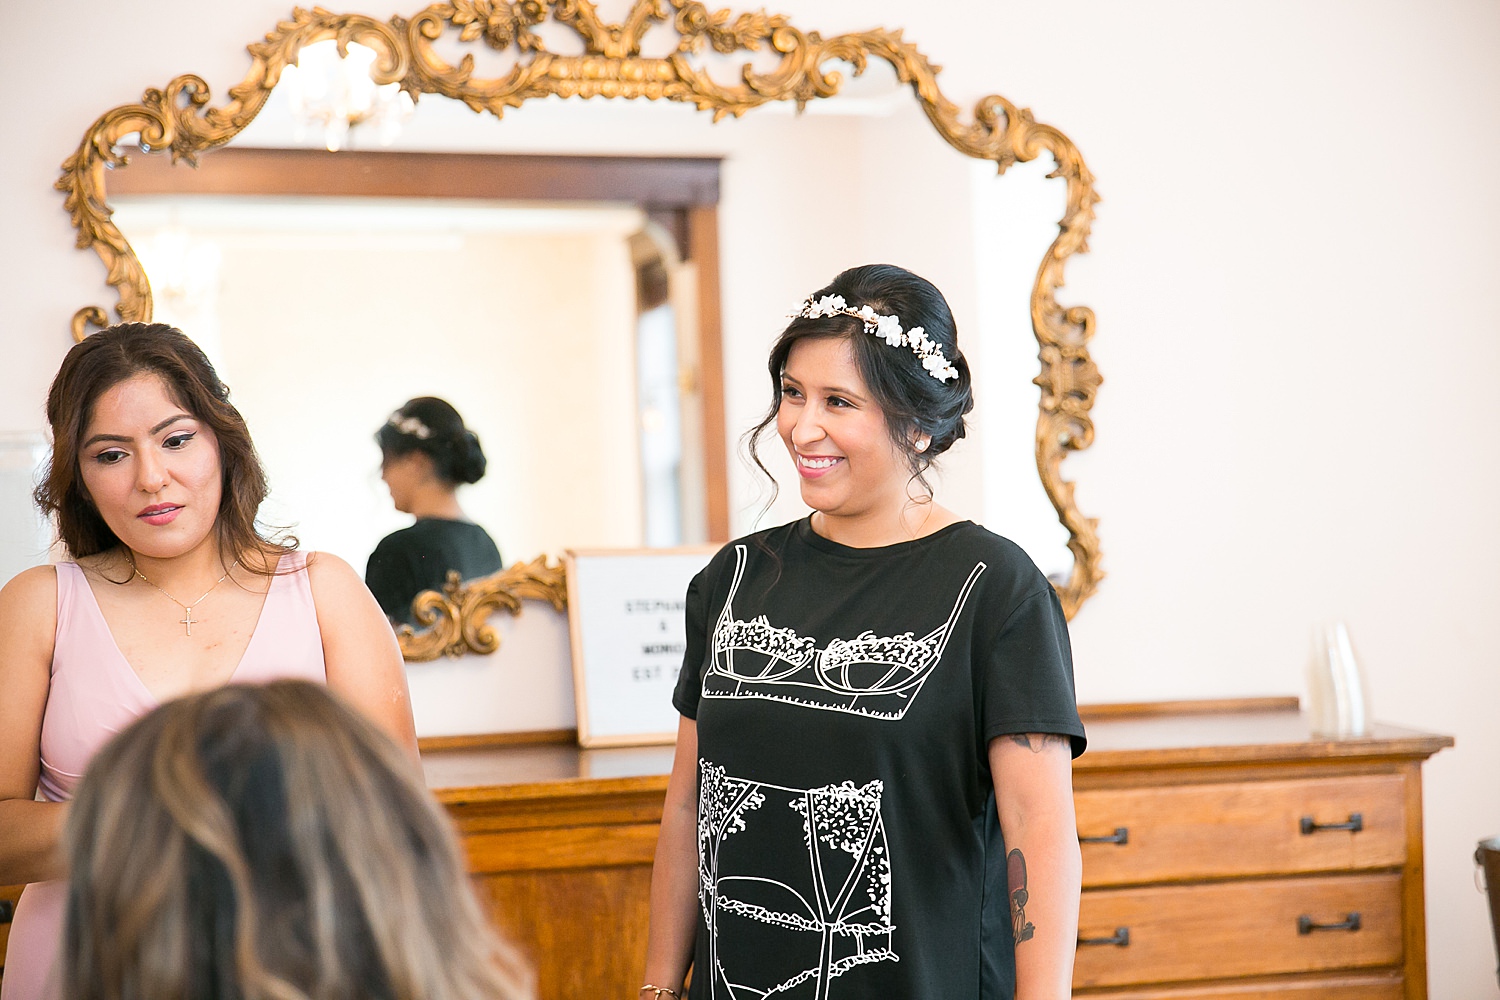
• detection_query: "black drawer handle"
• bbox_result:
[0,899,12,923]
[1301,813,1363,835]
[1078,827,1129,845]
[1298,912,1362,934]
[1078,927,1130,947]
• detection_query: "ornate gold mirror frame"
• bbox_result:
[58,0,1104,657]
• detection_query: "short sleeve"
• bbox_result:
[671,566,710,719]
[979,585,1087,758]
[365,536,417,623]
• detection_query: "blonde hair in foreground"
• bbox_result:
[62,680,532,1000]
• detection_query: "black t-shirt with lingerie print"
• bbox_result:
[672,517,1085,1000]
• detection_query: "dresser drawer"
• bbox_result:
[1074,970,1404,999]
[1073,872,1404,989]
[1076,774,1406,885]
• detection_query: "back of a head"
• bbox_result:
[62,681,531,1000]
[375,396,487,486]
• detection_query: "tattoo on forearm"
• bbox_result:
[1007,848,1035,944]
[1007,732,1071,754]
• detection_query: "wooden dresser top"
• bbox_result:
[419,698,1453,805]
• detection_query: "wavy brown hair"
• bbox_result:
[62,680,532,1000]
[33,322,290,568]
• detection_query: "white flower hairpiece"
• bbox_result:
[387,413,432,439]
[791,294,960,382]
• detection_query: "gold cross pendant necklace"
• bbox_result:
[130,557,240,636]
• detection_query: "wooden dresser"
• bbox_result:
[0,701,1451,997]
[422,699,1451,1000]
[0,884,19,990]
[1069,700,1451,998]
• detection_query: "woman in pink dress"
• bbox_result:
[0,322,420,999]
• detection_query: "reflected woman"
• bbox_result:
[367,397,503,625]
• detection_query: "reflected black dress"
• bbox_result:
[365,517,503,625]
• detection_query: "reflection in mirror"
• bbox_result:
[62,5,1106,660]
[0,434,51,584]
[111,193,703,570]
[107,69,1074,583]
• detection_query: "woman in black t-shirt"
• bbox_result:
[642,265,1085,1000]
[366,397,502,625]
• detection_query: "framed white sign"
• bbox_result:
[565,546,717,747]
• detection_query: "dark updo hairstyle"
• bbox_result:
[33,322,288,568]
[748,263,975,500]
[376,397,487,487]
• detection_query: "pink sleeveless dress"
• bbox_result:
[1,553,326,1000]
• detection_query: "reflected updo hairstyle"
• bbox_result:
[749,263,974,493]
[62,680,532,1000]
[376,397,487,486]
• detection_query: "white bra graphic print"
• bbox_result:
[704,544,985,719]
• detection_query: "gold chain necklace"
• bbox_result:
[129,556,240,636]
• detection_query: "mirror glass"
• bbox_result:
[109,56,1073,581]
[112,195,696,567]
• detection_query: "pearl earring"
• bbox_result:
[915,436,930,453]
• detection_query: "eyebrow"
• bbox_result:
[782,373,866,402]
[82,414,195,450]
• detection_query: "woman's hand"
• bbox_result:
[0,566,68,884]
[307,552,420,761]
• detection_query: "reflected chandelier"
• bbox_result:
[279,39,414,152]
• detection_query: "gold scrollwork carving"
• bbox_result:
[397,555,568,661]
[58,0,1104,623]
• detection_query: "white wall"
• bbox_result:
[3,1,1498,993]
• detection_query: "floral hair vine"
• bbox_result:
[386,413,432,439]
[791,294,960,382]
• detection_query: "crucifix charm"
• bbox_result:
[131,558,237,638]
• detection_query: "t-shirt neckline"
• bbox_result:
[794,514,974,558]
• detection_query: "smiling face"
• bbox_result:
[77,374,223,561]
[776,336,913,530]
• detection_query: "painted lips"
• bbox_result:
[137,504,183,526]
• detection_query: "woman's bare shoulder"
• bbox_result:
[302,551,378,614]
[303,550,359,586]
[0,563,58,605]
[0,564,60,658]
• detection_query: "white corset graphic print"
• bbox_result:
[703,544,985,719]
[698,761,896,999]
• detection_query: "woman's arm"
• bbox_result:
[0,566,69,884]
[642,715,700,996]
[307,552,420,761]
[988,732,1080,1000]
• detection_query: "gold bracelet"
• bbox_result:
[639,986,681,1000]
